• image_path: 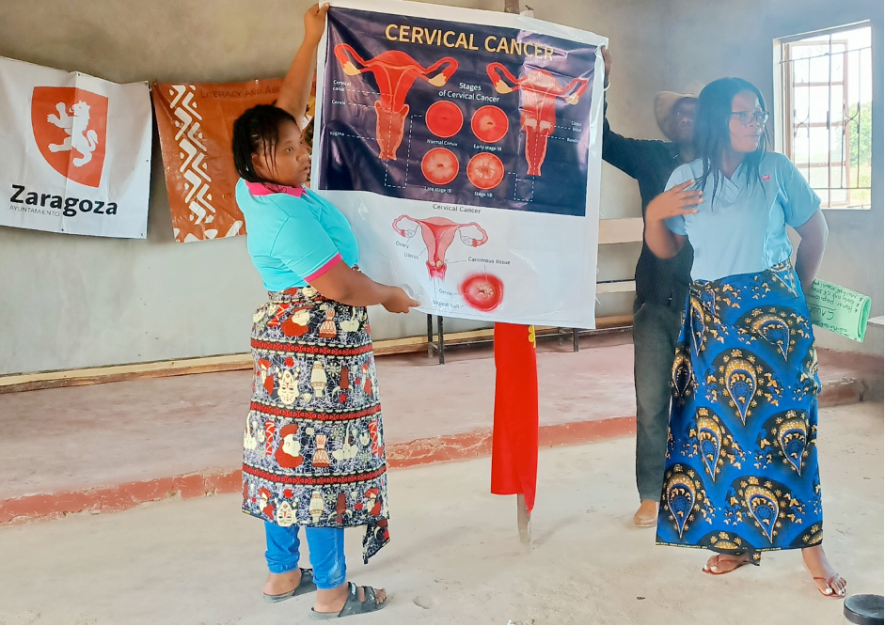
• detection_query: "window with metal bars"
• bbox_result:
[777,22,873,210]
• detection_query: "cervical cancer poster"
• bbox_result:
[313,0,606,327]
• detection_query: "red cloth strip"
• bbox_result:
[490,323,539,513]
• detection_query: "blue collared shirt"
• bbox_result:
[666,152,820,282]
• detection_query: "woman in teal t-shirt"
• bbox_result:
[230,4,418,620]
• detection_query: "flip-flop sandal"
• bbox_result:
[813,573,847,598]
[263,568,317,603]
[633,514,657,528]
[702,554,751,575]
[310,582,387,620]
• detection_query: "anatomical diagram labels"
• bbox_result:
[317,7,598,217]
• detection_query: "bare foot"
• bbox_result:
[633,500,658,527]
[703,553,751,574]
[313,582,387,614]
[264,569,303,596]
[802,545,847,597]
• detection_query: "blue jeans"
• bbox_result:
[632,298,684,501]
[265,522,347,590]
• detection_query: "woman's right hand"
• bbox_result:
[382,287,421,314]
[646,180,703,223]
[304,3,330,44]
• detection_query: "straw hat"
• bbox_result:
[654,89,700,141]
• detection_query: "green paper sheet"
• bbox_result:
[806,279,872,342]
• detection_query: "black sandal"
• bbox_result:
[310,582,387,619]
[263,568,316,603]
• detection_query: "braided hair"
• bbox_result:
[232,104,299,184]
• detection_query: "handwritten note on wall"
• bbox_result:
[807,279,872,342]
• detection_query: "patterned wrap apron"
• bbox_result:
[656,261,823,563]
[242,285,390,563]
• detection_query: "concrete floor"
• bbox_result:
[0,402,881,625]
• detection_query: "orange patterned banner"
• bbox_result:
[152,80,283,243]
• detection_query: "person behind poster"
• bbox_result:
[230,3,418,619]
[599,46,697,528]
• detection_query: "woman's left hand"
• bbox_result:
[801,281,815,297]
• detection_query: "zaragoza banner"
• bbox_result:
[0,57,152,238]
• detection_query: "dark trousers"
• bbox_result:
[632,298,684,501]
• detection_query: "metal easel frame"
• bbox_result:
[427,315,588,364]
[426,314,446,364]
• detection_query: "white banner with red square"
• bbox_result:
[0,57,152,238]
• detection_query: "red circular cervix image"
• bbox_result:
[471,105,509,143]
[460,273,505,312]
[425,101,463,138]
[467,152,505,190]
[422,148,460,186]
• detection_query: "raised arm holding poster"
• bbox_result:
[312,0,607,327]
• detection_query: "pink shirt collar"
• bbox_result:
[245,181,305,198]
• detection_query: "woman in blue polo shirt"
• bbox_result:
[230,4,418,619]
[644,77,846,597]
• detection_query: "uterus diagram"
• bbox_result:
[392,215,489,280]
[486,63,589,176]
[334,45,458,160]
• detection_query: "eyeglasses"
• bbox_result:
[731,110,770,126]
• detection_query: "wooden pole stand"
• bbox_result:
[516,493,532,547]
